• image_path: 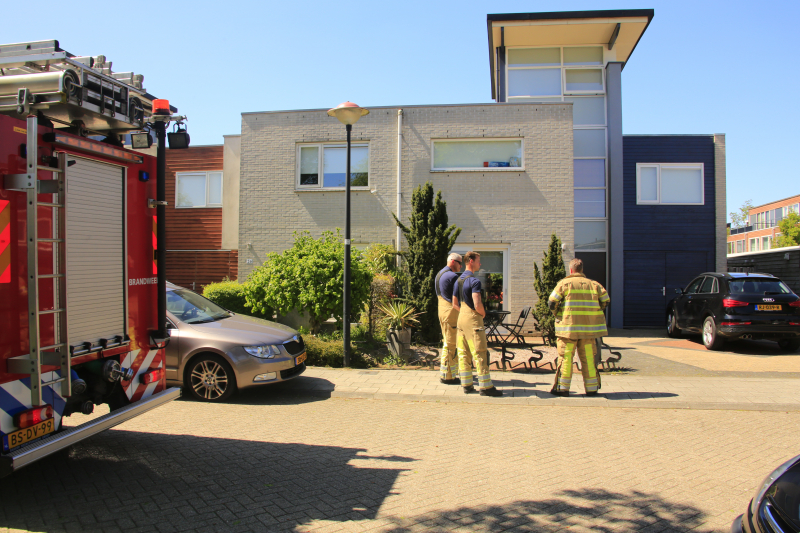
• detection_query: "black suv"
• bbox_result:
[666,272,800,351]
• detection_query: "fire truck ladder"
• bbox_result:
[5,115,71,405]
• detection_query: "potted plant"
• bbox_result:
[377,301,420,361]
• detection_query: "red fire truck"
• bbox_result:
[0,40,183,476]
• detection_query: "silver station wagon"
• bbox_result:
[165,283,307,401]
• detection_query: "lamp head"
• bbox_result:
[327,101,369,126]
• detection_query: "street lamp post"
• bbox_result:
[327,102,369,367]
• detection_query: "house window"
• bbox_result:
[507,46,605,98]
[432,139,523,171]
[636,163,704,205]
[749,238,759,252]
[176,171,222,208]
[727,242,733,254]
[297,143,369,189]
[762,236,772,250]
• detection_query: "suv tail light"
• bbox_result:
[789,300,800,308]
[723,299,749,308]
[14,405,53,429]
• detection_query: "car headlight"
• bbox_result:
[243,345,281,358]
[751,454,800,519]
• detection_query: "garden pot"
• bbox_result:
[387,327,412,361]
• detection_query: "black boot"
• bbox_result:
[463,385,478,394]
[440,378,461,385]
[479,387,503,397]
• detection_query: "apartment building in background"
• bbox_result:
[231,9,728,327]
[727,194,800,255]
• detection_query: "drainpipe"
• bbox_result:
[396,109,403,266]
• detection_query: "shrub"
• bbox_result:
[533,234,566,346]
[202,281,272,319]
[393,182,461,342]
[243,230,373,333]
[303,335,372,368]
[362,273,395,339]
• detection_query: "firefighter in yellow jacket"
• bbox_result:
[548,258,610,396]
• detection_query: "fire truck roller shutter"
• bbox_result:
[66,158,126,347]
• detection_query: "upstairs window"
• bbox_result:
[297,143,369,189]
[432,139,523,171]
[636,163,704,205]
[176,171,222,208]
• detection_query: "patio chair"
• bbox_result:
[495,306,532,345]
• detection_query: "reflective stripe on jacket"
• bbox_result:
[548,273,610,339]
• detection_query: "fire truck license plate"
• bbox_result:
[756,305,782,311]
[6,419,55,449]
[296,353,307,365]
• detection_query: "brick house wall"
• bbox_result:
[165,145,238,291]
[238,102,574,313]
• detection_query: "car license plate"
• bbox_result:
[295,353,307,365]
[756,305,782,311]
[5,419,55,450]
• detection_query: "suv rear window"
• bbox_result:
[728,278,792,295]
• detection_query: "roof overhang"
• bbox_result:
[487,9,654,100]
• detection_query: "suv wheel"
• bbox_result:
[185,354,237,402]
[777,339,800,353]
[667,310,681,338]
[702,316,725,351]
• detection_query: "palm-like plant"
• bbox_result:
[377,301,420,331]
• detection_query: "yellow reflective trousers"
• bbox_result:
[437,296,459,380]
[551,338,600,394]
[456,305,493,390]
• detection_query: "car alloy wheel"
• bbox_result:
[187,355,237,402]
[667,311,681,338]
[702,316,724,351]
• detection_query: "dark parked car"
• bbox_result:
[666,272,800,351]
[733,454,800,533]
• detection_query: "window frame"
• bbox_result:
[430,138,525,172]
[175,171,223,209]
[295,142,371,190]
[636,163,705,205]
[505,45,607,100]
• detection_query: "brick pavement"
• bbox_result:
[1,396,799,533]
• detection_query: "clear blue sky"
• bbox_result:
[5,0,798,219]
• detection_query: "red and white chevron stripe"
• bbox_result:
[120,348,165,402]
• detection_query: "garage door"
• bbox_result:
[66,157,126,347]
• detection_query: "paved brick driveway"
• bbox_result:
[2,394,799,532]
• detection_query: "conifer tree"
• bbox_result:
[393,182,461,341]
[533,234,566,346]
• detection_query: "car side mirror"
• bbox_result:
[675,288,682,295]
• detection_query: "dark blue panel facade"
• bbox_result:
[622,135,717,327]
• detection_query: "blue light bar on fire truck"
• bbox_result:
[42,132,144,164]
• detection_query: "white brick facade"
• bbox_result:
[238,102,574,312]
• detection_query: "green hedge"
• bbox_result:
[203,281,272,319]
[304,336,372,368]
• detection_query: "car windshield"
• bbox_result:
[167,289,231,324]
[728,278,792,295]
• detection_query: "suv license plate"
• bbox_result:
[756,305,782,311]
[5,419,55,450]
[295,353,307,366]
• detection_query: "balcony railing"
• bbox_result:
[730,225,752,235]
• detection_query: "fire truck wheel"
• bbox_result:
[185,354,237,402]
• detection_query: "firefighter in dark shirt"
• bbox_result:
[435,253,462,384]
[452,251,502,397]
